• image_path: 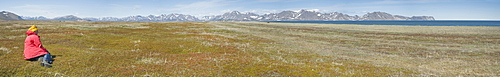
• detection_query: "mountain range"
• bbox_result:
[0,11,23,21]
[207,10,434,21]
[5,10,435,21]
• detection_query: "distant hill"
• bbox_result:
[0,11,23,21]
[91,14,199,21]
[20,16,50,21]
[23,14,199,21]
[53,15,87,21]
[208,11,261,21]
[19,9,435,21]
[361,12,434,20]
[207,10,434,21]
[22,15,88,21]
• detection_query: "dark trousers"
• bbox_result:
[27,53,53,63]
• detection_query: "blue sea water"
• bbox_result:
[267,21,500,26]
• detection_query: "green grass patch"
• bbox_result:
[8,21,495,76]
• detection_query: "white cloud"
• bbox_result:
[370,0,437,4]
[13,4,55,9]
[255,0,304,3]
[221,9,234,13]
[307,9,320,12]
[110,4,141,10]
[255,0,283,2]
[133,5,142,10]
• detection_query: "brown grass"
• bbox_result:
[0,21,498,76]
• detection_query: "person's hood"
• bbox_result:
[26,30,37,36]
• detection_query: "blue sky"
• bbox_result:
[1,0,499,20]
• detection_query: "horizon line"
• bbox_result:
[435,19,500,21]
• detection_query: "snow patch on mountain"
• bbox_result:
[17,9,434,21]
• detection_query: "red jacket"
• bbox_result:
[24,30,48,59]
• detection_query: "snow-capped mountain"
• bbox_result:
[85,13,199,21]
[52,15,85,21]
[22,13,199,21]
[209,11,261,21]
[83,17,121,21]
[199,16,215,21]
[410,16,435,21]
[0,11,23,21]
[209,10,434,21]
[22,16,50,21]
[321,12,360,20]
[360,12,435,20]
[18,9,434,21]
[260,10,325,21]
[146,14,199,21]
[23,15,87,21]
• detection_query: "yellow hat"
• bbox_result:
[28,25,38,32]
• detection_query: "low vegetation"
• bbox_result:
[0,21,498,76]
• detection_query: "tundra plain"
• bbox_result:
[0,21,498,76]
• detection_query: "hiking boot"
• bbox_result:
[48,61,53,64]
[40,61,52,68]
